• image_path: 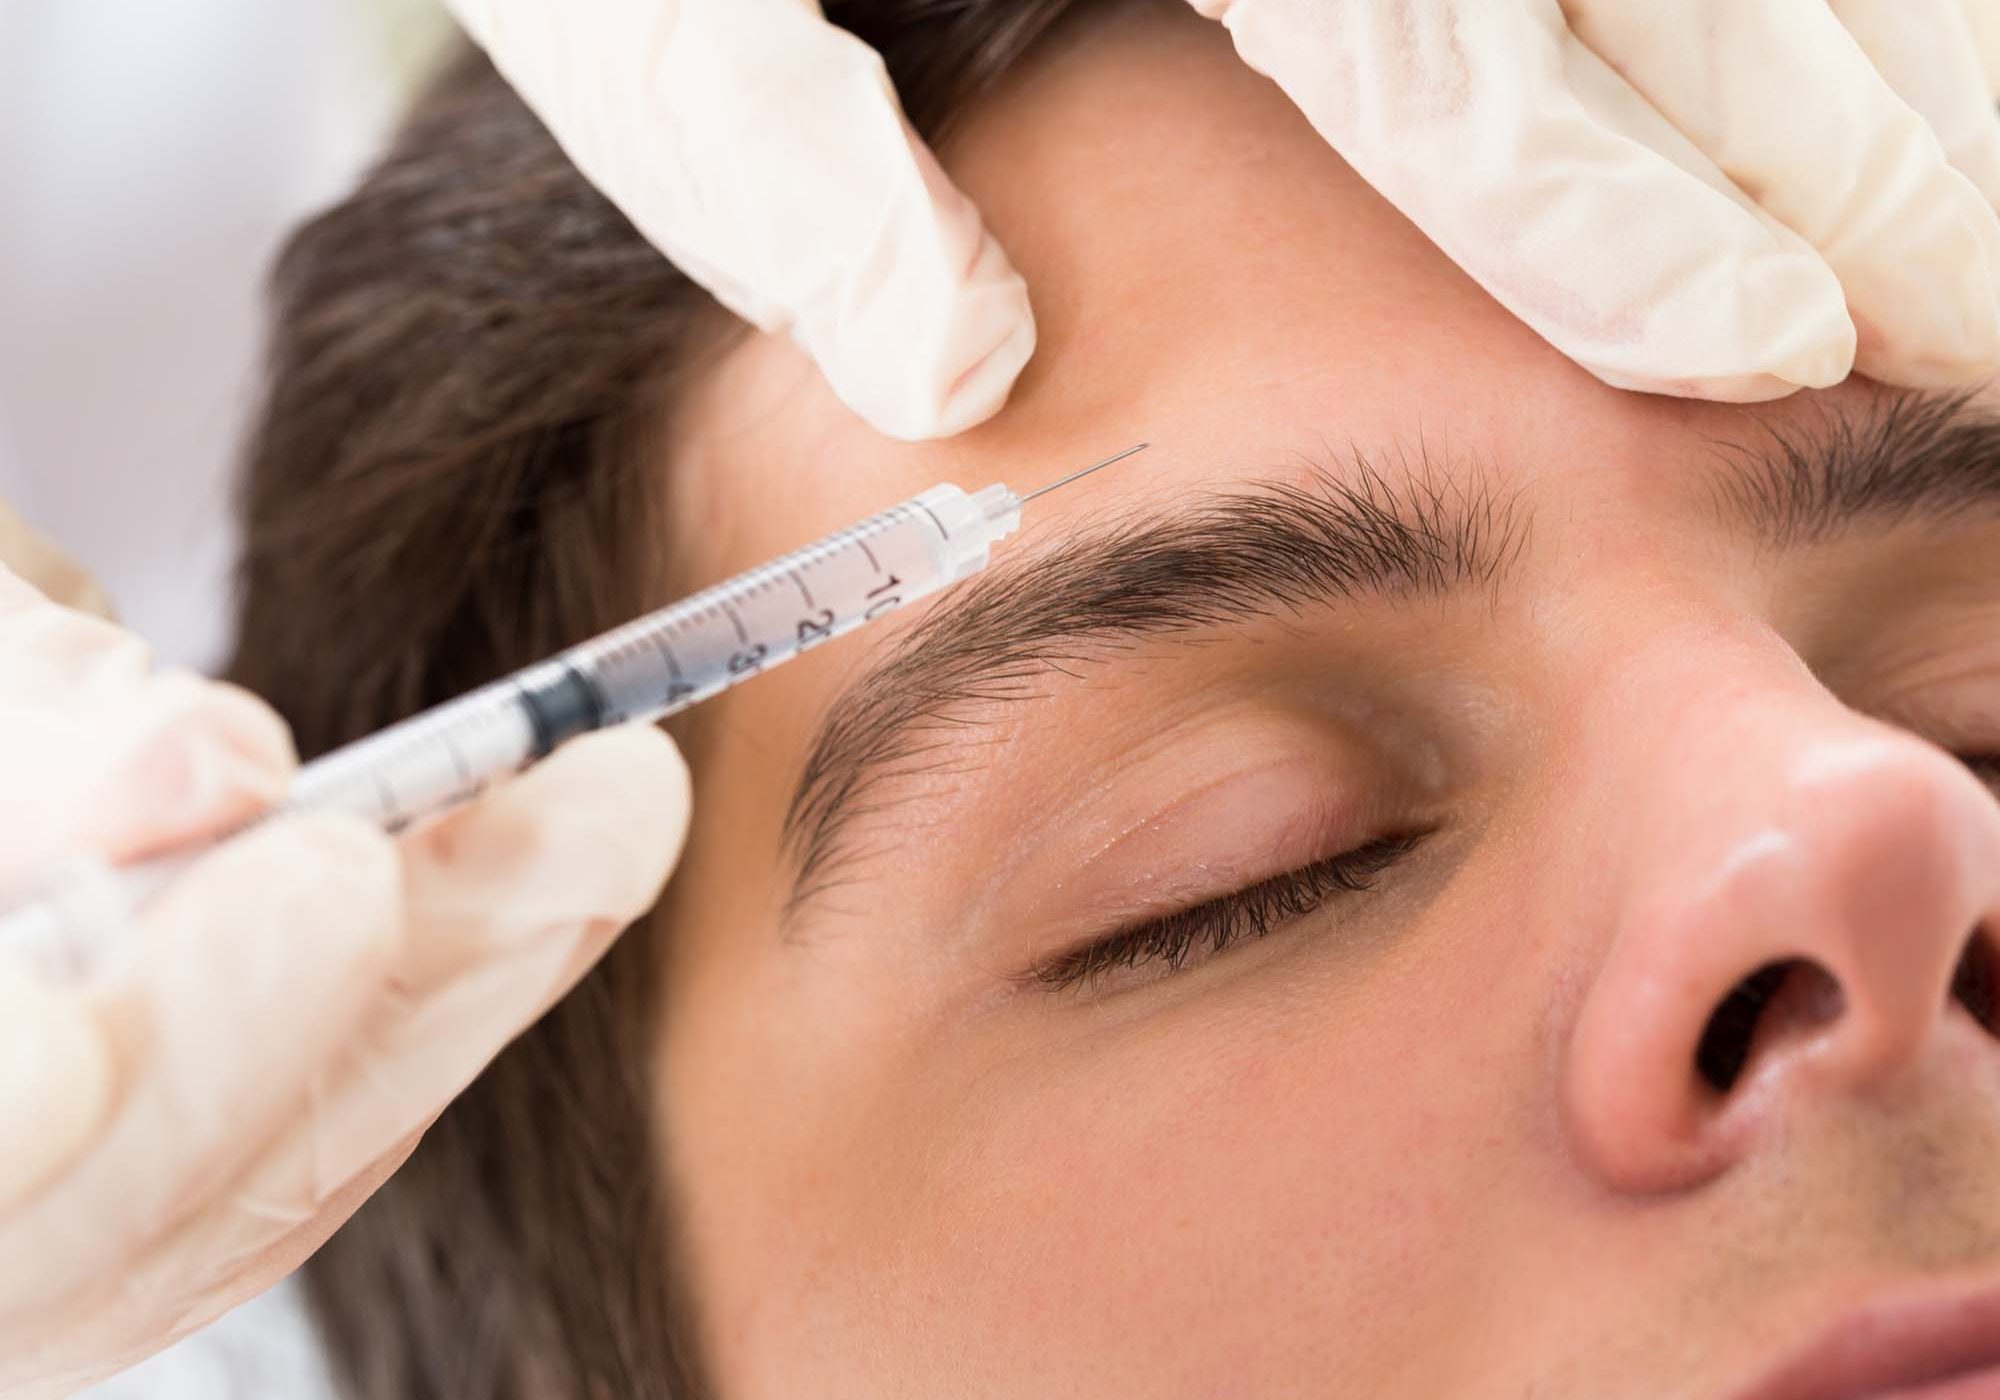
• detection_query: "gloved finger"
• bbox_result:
[0,813,402,1319]
[0,669,296,886]
[284,723,689,1197]
[0,570,296,881]
[1830,0,2000,209]
[1195,0,1856,400]
[1562,0,2000,387]
[0,565,148,695]
[0,963,114,1211]
[74,725,692,1349]
[444,0,1034,440]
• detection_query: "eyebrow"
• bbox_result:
[780,452,1526,909]
[1706,388,2000,547]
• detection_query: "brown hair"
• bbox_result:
[227,3,1095,1397]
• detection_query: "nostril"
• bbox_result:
[1697,961,1792,1093]
[1949,929,1999,1036]
[1694,936,2000,1097]
[1695,959,1844,1094]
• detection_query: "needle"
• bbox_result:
[1019,442,1150,503]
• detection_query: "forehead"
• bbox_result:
[660,1,1900,583]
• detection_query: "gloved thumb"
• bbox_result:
[276,723,692,1200]
[778,104,1039,441]
[443,0,1037,440]
[612,0,1040,440]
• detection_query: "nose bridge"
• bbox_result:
[1559,651,2000,1193]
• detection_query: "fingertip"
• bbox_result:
[823,249,1037,441]
[1710,248,1860,391]
[1571,247,1857,400]
[1588,367,1808,404]
[515,723,694,877]
[75,673,301,865]
[925,273,1038,440]
[796,112,1037,441]
[183,676,299,773]
[536,724,692,833]
[142,671,299,789]
[406,724,693,945]
[0,962,113,1210]
[1848,202,2000,387]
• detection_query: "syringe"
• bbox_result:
[0,444,1146,965]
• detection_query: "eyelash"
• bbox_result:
[1032,832,1426,994]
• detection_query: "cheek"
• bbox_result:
[702,890,1553,1399]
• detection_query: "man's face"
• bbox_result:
[649,5,2000,1395]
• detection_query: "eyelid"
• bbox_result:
[1029,831,1427,994]
[968,732,1403,940]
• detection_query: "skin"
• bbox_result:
[649,3,2000,1395]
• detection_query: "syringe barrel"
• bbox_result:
[284,482,1016,828]
[570,482,1013,733]
[285,674,540,826]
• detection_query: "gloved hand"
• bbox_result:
[443,0,2000,438]
[0,562,691,1399]
[1196,0,2000,398]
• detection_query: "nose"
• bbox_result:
[1561,683,2000,1194]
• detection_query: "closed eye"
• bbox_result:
[1030,832,1427,995]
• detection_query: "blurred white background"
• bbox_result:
[1,0,449,671]
[4,1,449,1393]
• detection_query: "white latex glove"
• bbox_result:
[0,563,691,1399]
[443,0,1038,442]
[445,0,2000,434]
